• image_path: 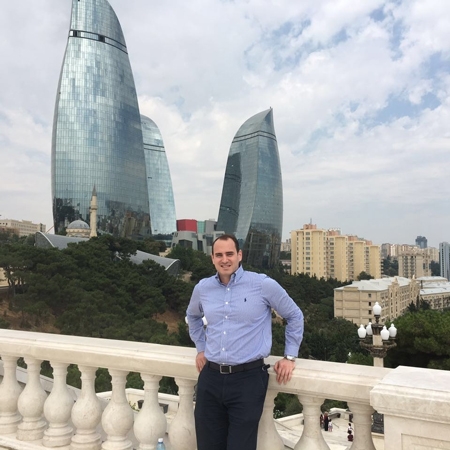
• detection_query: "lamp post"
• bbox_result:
[357,301,397,434]
[357,302,397,368]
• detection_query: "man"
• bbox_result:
[186,234,304,450]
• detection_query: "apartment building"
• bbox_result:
[334,277,420,324]
[291,224,327,278]
[335,275,450,324]
[0,219,46,237]
[396,246,439,278]
[291,224,381,281]
[327,231,348,282]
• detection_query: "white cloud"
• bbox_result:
[1,0,450,247]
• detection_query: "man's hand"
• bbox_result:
[274,358,295,384]
[196,351,207,372]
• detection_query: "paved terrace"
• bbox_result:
[0,329,449,450]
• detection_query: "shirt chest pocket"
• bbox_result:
[234,295,269,323]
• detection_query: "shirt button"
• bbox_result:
[227,288,230,291]
[222,348,225,351]
[225,302,228,304]
[223,331,226,334]
[225,316,228,319]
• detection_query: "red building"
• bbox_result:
[176,219,197,232]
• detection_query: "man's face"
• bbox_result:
[211,238,242,281]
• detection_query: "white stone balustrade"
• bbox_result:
[70,365,102,450]
[0,355,22,434]
[133,374,167,450]
[43,362,74,447]
[0,329,449,450]
[17,357,48,441]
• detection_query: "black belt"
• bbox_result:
[207,359,264,374]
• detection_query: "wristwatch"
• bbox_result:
[284,355,296,361]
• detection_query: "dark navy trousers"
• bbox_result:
[194,364,269,450]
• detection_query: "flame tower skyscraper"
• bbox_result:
[217,108,283,268]
[51,0,150,237]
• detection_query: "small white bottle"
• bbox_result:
[156,437,166,450]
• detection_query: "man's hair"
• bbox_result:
[212,234,240,253]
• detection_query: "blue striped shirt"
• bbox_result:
[186,266,304,365]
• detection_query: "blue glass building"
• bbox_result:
[217,108,283,268]
[51,0,150,238]
[141,115,177,235]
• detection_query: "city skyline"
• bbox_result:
[1,1,450,246]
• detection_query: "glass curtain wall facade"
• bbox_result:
[217,108,283,268]
[141,115,177,235]
[51,0,150,238]
[440,242,450,281]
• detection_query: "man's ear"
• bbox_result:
[238,250,243,261]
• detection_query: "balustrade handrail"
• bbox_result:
[0,329,389,403]
[1,329,450,450]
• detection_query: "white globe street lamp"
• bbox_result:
[357,302,397,368]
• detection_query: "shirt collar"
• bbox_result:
[215,264,245,285]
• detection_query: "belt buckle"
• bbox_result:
[219,364,232,374]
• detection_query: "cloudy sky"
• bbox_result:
[1,0,450,247]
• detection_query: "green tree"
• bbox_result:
[430,261,440,276]
[357,271,373,281]
[385,310,450,369]
[382,257,398,276]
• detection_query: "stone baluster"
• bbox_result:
[169,378,196,450]
[134,374,167,450]
[347,402,376,450]
[17,357,48,441]
[294,395,329,450]
[257,388,284,450]
[43,362,74,447]
[71,366,103,450]
[0,356,23,434]
[101,369,134,450]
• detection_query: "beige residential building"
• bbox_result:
[0,219,46,237]
[398,252,430,278]
[348,237,366,281]
[291,224,327,278]
[327,231,348,281]
[417,276,450,310]
[397,247,438,278]
[0,269,7,287]
[335,276,450,325]
[425,247,439,262]
[381,243,396,259]
[291,224,381,281]
[280,239,291,253]
[367,244,382,279]
[334,277,420,325]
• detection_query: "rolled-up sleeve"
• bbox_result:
[186,283,206,353]
[262,278,304,357]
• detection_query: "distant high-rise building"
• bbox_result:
[141,115,176,235]
[217,108,282,268]
[291,224,381,281]
[439,242,450,281]
[398,251,432,278]
[52,0,150,238]
[415,236,428,249]
[291,224,327,278]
